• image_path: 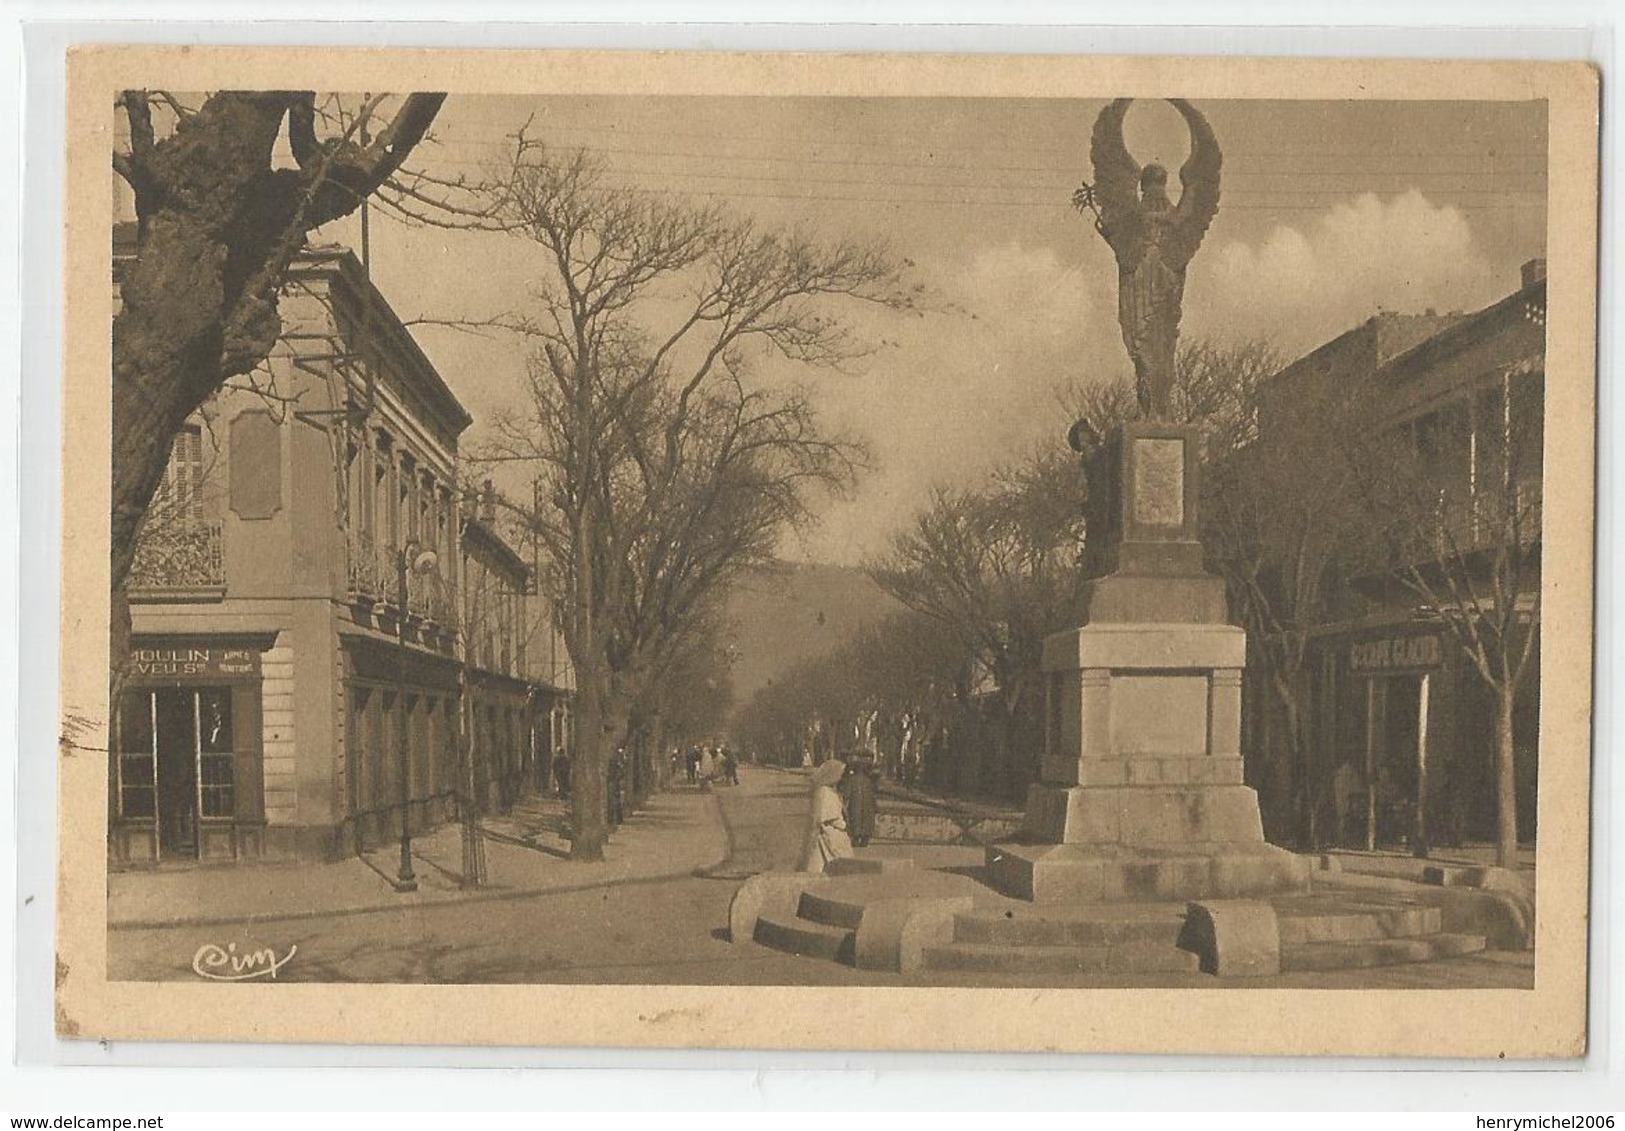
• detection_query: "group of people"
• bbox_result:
[797,708,926,787]
[799,752,881,872]
[675,742,740,791]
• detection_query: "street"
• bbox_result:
[106,767,1533,990]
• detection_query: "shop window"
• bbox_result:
[115,686,237,856]
[117,690,156,819]
[197,687,235,818]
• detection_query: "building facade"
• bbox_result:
[1246,261,1546,853]
[459,485,574,812]
[112,230,572,866]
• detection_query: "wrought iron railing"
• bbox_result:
[1349,479,1542,578]
[346,531,455,626]
[1435,479,1542,555]
[129,519,225,591]
[408,573,454,625]
[346,531,390,600]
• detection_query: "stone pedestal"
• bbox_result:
[989,422,1309,902]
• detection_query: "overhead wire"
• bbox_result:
[396,131,1547,215]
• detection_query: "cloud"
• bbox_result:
[1189,190,1505,353]
[796,241,1123,565]
[802,192,1518,564]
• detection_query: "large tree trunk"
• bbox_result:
[111,90,445,588]
[1494,679,1519,868]
[1268,665,1311,850]
[112,94,309,594]
[569,659,612,861]
[108,91,443,782]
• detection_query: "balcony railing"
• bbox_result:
[1349,479,1542,579]
[346,530,455,626]
[408,572,454,624]
[129,519,225,593]
[346,531,390,602]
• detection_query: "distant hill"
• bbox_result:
[722,560,904,721]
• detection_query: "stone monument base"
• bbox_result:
[985,621,1313,904]
[988,837,1310,903]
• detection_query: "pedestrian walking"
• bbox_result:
[722,747,739,786]
[840,751,880,848]
[685,746,700,785]
[698,745,717,791]
[798,758,853,872]
[551,748,572,800]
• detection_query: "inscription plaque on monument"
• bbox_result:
[1133,436,1186,527]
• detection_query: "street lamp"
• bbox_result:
[394,539,439,893]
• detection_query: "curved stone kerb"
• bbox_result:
[727,872,818,945]
[853,896,977,973]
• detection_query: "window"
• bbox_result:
[152,425,203,526]
[1473,384,1508,497]
[115,688,235,829]
[1509,370,1544,482]
[1414,403,1471,487]
[399,454,415,545]
[196,687,235,817]
[117,691,157,818]
[373,455,391,552]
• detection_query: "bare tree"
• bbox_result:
[868,339,1275,803]
[1354,360,1543,866]
[1202,366,1358,848]
[478,144,908,859]
[870,447,1087,799]
[1064,338,1275,465]
[730,610,964,772]
[110,90,445,692]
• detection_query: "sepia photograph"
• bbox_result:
[53,48,1598,1055]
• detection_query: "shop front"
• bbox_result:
[341,634,464,855]
[111,636,272,865]
[1313,622,1539,855]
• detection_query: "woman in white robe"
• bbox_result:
[799,758,853,872]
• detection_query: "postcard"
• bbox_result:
[57,47,1597,1056]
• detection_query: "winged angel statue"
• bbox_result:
[1080,98,1222,420]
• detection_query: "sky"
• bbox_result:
[308,95,1548,567]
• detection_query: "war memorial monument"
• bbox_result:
[729,99,1525,980]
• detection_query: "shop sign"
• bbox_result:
[1348,632,1444,675]
[131,646,261,679]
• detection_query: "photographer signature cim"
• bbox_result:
[191,941,297,981]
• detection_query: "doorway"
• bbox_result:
[117,686,236,861]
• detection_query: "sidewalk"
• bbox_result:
[108,782,729,930]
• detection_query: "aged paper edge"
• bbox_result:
[55,47,1599,1057]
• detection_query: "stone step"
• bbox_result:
[797,889,867,930]
[753,912,855,963]
[1277,904,1440,946]
[952,910,1184,948]
[921,941,1202,976]
[1280,932,1487,973]
[825,856,916,877]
